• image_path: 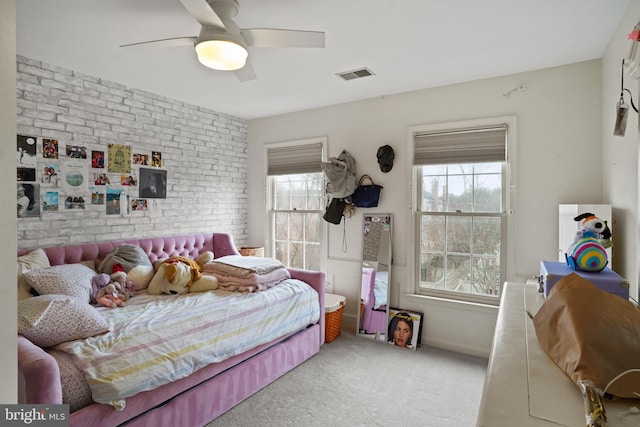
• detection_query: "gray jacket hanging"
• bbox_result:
[321,150,357,199]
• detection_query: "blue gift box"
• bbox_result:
[539,261,629,299]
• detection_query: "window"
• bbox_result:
[267,139,326,271]
[410,120,513,304]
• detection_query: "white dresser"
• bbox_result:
[477,282,638,427]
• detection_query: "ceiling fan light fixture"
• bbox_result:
[195,39,248,70]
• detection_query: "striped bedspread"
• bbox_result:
[55,279,320,409]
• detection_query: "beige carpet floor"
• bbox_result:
[206,329,488,427]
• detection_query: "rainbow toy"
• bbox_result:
[565,213,612,273]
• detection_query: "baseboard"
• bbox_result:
[423,337,490,359]
[343,312,489,358]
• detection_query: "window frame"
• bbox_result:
[265,137,327,272]
[406,117,517,305]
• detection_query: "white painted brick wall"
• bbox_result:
[16,56,248,250]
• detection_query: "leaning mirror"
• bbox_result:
[357,214,392,341]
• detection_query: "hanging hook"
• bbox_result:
[502,84,527,99]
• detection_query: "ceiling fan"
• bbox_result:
[120,0,325,82]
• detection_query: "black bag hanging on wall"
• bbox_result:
[351,175,383,208]
[323,198,346,224]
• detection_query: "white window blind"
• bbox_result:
[413,125,507,165]
[267,143,323,176]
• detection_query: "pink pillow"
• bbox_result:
[18,295,109,347]
[24,264,96,303]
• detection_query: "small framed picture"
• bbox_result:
[139,168,166,199]
[387,308,424,351]
[17,183,41,218]
[151,151,162,167]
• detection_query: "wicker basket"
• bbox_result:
[325,294,346,343]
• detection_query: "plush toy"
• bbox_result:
[96,282,127,308]
[91,273,111,304]
[111,264,135,299]
[565,212,612,273]
[97,244,155,291]
[147,251,218,295]
[91,272,127,307]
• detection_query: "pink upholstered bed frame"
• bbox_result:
[17,232,326,427]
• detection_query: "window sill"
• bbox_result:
[402,293,500,312]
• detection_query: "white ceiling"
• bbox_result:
[16,0,630,120]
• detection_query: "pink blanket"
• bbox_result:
[202,256,291,292]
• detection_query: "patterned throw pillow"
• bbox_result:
[24,263,96,303]
[17,249,51,300]
[18,295,110,347]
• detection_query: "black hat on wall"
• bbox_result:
[377,145,395,173]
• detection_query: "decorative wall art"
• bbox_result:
[17,183,40,218]
[16,133,167,219]
[151,151,162,167]
[131,199,148,211]
[43,138,59,159]
[92,150,105,168]
[121,174,137,186]
[133,153,149,165]
[92,173,111,185]
[42,191,59,212]
[17,168,36,182]
[66,144,87,159]
[60,161,88,195]
[41,163,59,186]
[17,135,37,167]
[387,308,424,351]
[106,186,128,215]
[64,195,86,210]
[91,187,105,205]
[139,168,167,199]
[108,144,131,173]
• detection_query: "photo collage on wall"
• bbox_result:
[16,134,166,219]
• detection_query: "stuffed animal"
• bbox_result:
[96,282,127,308]
[147,251,218,295]
[111,264,135,300]
[91,273,111,304]
[565,212,612,273]
[97,244,155,291]
[92,272,127,307]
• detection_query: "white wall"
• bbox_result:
[248,60,604,357]
[602,1,640,302]
[1,0,17,403]
[16,56,248,249]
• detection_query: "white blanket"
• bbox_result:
[205,255,285,276]
[55,279,319,409]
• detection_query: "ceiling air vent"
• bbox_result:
[336,67,375,81]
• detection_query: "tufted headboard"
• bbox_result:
[17,232,242,267]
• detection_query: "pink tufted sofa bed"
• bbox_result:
[17,232,325,427]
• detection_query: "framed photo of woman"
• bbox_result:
[387,308,423,350]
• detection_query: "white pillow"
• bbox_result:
[25,263,96,303]
[18,295,109,347]
[127,265,155,290]
[17,249,51,300]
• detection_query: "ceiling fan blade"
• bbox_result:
[120,37,197,50]
[234,58,257,82]
[241,29,325,48]
[178,0,225,29]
